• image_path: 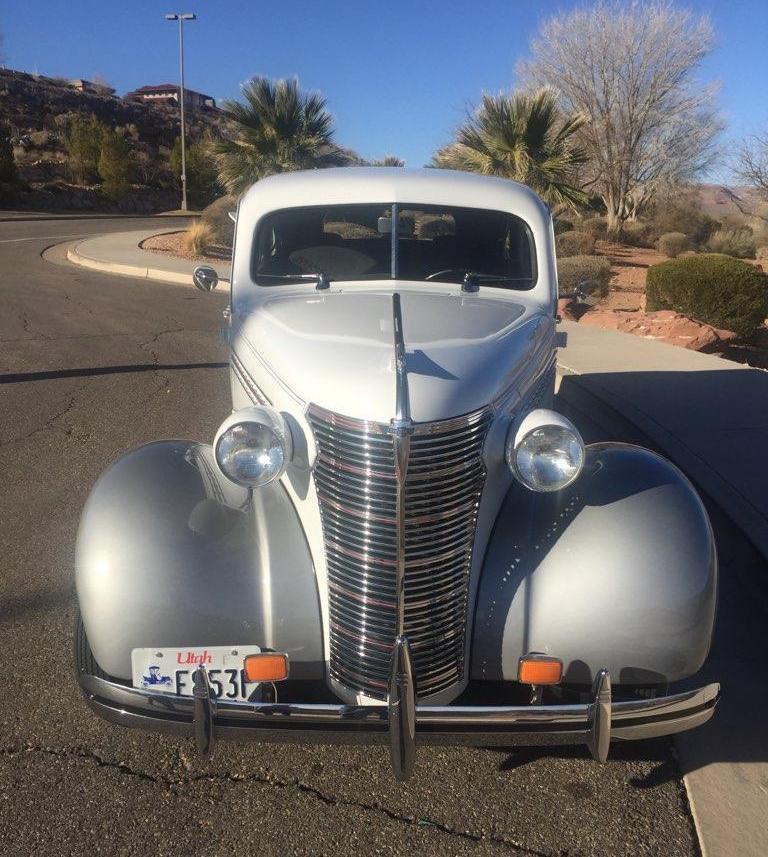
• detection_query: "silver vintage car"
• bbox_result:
[75,168,718,779]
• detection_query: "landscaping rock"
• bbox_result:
[557,297,582,321]
[578,309,738,351]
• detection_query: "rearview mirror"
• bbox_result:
[193,265,219,293]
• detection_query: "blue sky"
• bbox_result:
[2,1,766,175]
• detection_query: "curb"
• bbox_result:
[66,239,230,287]
[0,213,154,222]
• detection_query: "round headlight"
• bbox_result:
[507,410,585,493]
[214,406,292,488]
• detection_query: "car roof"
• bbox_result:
[239,167,549,221]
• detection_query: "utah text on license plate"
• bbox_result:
[131,646,263,701]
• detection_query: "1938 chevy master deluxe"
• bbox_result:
[75,168,718,779]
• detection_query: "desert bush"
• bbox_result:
[170,137,222,209]
[646,254,768,336]
[28,130,53,149]
[416,214,453,239]
[706,226,756,259]
[620,221,654,248]
[553,217,573,235]
[557,255,612,298]
[325,220,378,239]
[579,215,607,239]
[657,232,689,258]
[555,230,595,257]
[66,114,104,183]
[182,221,214,255]
[0,126,19,184]
[647,201,718,246]
[756,246,768,263]
[98,128,132,198]
[201,196,236,246]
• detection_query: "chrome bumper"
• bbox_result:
[79,671,719,775]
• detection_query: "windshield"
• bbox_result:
[251,203,536,289]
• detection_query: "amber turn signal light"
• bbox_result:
[243,653,289,683]
[518,654,563,685]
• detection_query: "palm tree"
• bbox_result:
[214,77,347,195]
[370,155,405,167]
[432,88,588,209]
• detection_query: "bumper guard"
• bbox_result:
[79,668,719,779]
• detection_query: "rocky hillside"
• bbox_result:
[0,68,221,212]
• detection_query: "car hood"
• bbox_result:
[235,288,553,424]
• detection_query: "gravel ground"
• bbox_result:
[141,229,230,264]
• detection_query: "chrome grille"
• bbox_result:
[308,404,492,700]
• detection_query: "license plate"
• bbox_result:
[131,646,263,701]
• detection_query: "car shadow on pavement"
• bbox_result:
[486,738,679,789]
[2,586,75,621]
[0,361,229,385]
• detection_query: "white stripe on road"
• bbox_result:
[0,233,96,243]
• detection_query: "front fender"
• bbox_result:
[471,443,717,685]
[76,441,323,680]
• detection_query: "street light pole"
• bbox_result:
[165,12,196,211]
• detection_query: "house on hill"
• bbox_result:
[125,84,215,110]
[67,78,116,96]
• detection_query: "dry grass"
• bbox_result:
[182,221,214,255]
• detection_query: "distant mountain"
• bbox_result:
[695,183,765,221]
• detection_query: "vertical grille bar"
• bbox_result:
[308,404,492,700]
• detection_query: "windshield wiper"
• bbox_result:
[461,271,519,293]
[255,272,331,290]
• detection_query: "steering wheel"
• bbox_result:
[424,269,463,281]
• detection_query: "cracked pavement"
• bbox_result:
[0,217,700,856]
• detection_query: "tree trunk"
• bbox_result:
[605,206,622,236]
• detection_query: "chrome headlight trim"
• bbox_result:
[213,406,293,488]
[506,408,585,493]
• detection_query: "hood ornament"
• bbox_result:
[389,292,413,437]
[387,292,417,779]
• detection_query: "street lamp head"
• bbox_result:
[165,12,196,20]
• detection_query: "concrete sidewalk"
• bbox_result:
[67,229,231,286]
[556,321,768,857]
[557,321,768,562]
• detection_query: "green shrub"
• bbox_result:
[557,255,612,298]
[580,215,607,239]
[201,195,236,246]
[657,232,689,258]
[556,230,595,257]
[67,114,105,183]
[98,128,132,198]
[646,254,768,337]
[170,137,222,209]
[706,227,756,259]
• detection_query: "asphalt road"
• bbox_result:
[0,217,699,856]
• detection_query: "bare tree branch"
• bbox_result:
[734,133,768,196]
[518,0,722,232]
